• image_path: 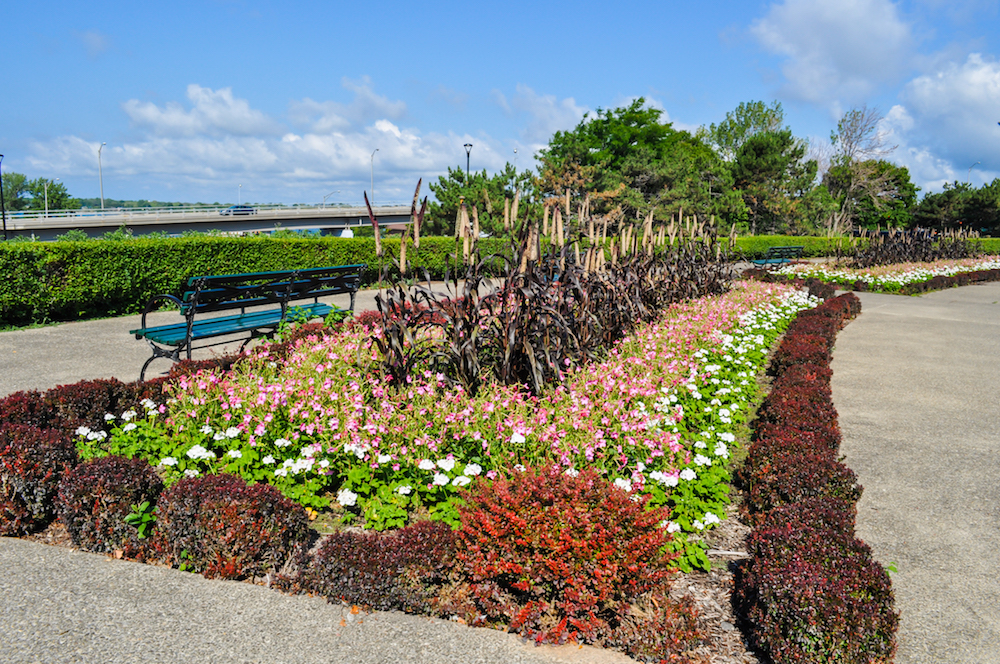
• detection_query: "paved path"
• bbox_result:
[831,283,1000,663]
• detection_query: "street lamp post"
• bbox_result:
[44,177,60,217]
[98,142,106,211]
[969,161,981,184]
[322,190,341,207]
[0,154,7,241]
[370,149,379,206]
[238,184,242,205]
[464,143,473,181]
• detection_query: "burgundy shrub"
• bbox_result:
[155,473,310,580]
[743,452,862,515]
[0,424,78,535]
[57,455,164,557]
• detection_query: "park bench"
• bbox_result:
[751,245,804,267]
[130,264,365,381]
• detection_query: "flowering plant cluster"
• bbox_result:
[62,280,819,571]
[774,256,1000,292]
[734,293,898,664]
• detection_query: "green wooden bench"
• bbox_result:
[130,264,364,380]
[751,245,804,267]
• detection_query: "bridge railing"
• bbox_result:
[1,202,409,223]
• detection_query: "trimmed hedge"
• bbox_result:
[736,292,899,663]
[0,236,506,327]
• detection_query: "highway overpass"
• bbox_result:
[0,204,413,241]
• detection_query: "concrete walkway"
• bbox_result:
[831,283,1000,663]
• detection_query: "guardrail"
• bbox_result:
[1,202,409,222]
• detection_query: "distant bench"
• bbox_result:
[751,246,804,267]
[130,264,364,381]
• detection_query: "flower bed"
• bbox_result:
[734,293,899,664]
[65,280,819,572]
[771,256,1000,293]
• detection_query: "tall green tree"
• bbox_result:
[424,164,538,237]
[846,161,917,229]
[913,179,1000,233]
[729,129,818,234]
[26,178,81,212]
[1,172,30,212]
[537,98,745,227]
[701,100,786,162]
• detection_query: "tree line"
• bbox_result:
[425,99,1000,237]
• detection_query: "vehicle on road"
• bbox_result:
[220,205,257,216]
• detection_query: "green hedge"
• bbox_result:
[0,236,506,328]
[734,235,846,258]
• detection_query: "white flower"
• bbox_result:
[704,512,721,526]
[666,521,681,534]
[186,445,215,460]
[693,520,705,530]
[75,426,92,437]
[121,410,137,421]
[200,425,213,435]
[452,475,472,487]
[122,422,138,433]
[509,432,526,444]
[396,485,412,495]
[377,454,392,464]
[104,413,115,421]
[337,488,358,507]
[227,450,242,459]
[718,408,731,418]
[319,459,330,468]
[614,478,633,492]
[679,469,697,481]
[513,464,526,472]
[432,473,450,486]
[714,443,729,458]
[464,463,482,476]
[86,430,108,441]
[718,432,736,443]
[274,437,292,448]
[636,462,646,472]
[437,458,456,472]
[262,455,275,464]
[225,427,240,439]
[183,469,200,478]
[140,398,157,410]
[694,454,712,466]
[418,459,436,470]
[665,474,679,487]
[213,432,226,441]
[564,467,579,477]
[274,467,289,477]
[159,457,178,467]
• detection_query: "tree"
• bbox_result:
[537,98,744,227]
[1,172,29,212]
[824,105,899,234]
[729,129,818,234]
[424,164,538,237]
[849,161,917,229]
[701,100,786,162]
[913,179,1000,233]
[26,178,81,212]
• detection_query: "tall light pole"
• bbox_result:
[0,154,7,241]
[464,143,473,181]
[44,177,60,217]
[969,161,980,184]
[322,190,341,207]
[238,184,242,205]
[98,142,107,211]
[370,148,379,206]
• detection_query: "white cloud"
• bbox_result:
[123,84,282,138]
[750,0,915,106]
[877,53,1000,191]
[287,76,406,133]
[503,84,588,150]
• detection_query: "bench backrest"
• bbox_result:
[181,265,365,316]
[764,246,804,259]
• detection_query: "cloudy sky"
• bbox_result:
[3,0,999,206]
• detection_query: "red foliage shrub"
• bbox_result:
[0,424,78,535]
[155,473,310,580]
[743,452,862,514]
[452,466,676,644]
[751,422,840,452]
[57,455,163,557]
[784,316,838,346]
[746,496,857,534]
[297,519,456,611]
[598,593,706,663]
[770,363,833,390]
[0,390,57,429]
[770,335,831,375]
[737,525,897,663]
[756,391,840,433]
[736,426,841,490]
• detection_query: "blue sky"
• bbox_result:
[3,0,1000,206]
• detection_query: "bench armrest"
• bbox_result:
[138,294,186,335]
